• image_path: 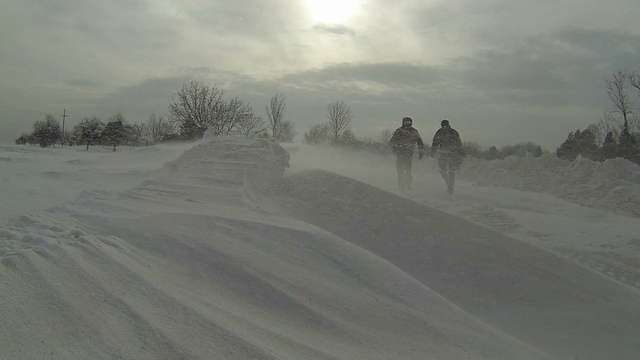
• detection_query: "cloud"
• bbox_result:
[181,0,305,40]
[2,0,639,149]
[312,24,357,36]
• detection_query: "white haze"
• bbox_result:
[1,138,640,359]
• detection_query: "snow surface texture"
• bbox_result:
[1,138,639,359]
[461,154,640,217]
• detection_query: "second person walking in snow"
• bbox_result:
[390,117,425,193]
[431,119,464,195]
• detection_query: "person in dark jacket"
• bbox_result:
[431,119,464,194]
[390,117,424,192]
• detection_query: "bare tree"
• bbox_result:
[606,70,633,133]
[630,70,640,92]
[169,81,224,139]
[627,71,640,134]
[326,100,353,143]
[237,112,266,138]
[210,96,252,136]
[266,94,286,139]
[146,113,176,143]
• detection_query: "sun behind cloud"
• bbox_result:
[306,0,359,24]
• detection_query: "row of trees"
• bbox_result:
[15,113,145,151]
[16,81,299,149]
[556,70,640,164]
[15,70,640,164]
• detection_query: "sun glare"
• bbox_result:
[307,0,359,24]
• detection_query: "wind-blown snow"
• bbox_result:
[1,139,640,359]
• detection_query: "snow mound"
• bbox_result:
[461,155,640,216]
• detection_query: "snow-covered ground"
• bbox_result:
[1,139,639,359]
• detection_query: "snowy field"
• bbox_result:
[1,138,640,359]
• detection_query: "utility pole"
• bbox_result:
[61,109,68,147]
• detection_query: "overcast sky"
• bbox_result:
[1,0,639,148]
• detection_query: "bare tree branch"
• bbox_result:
[266,94,286,139]
[325,100,353,142]
[146,113,175,143]
[606,70,633,131]
[211,96,253,135]
[237,112,266,138]
[169,81,224,139]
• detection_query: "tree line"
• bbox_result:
[303,70,640,166]
[15,81,296,150]
[15,71,640,165]
[15,113,146,151]
[556,70,640,164]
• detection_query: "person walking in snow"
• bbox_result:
[431,119,464,195]
[390,117,425,193]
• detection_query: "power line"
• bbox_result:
[61,109,68,147]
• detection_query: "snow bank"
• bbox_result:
[460,154,640,216]
[7,138,543,359]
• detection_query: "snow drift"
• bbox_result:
[1,138,640,359]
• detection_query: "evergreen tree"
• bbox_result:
[32,115,62,147]
[557,129,599,160]
[618,127,638,162]
[575,129,599,160]
[102,120,127,151]
[485,146,498,160]
[75,117,105,150]
[179,118,202,140]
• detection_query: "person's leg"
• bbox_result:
[396,155,406,191]
[447,155,461,194]
[438,157,449,186]
[405,154,413,190]
[446,166,454,194]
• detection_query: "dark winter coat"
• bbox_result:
[390,126,424,155]
[431,126,462,156]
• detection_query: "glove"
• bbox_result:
[418,151,424,160]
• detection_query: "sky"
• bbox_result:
[1,138,640,358]
[1,0,640,148]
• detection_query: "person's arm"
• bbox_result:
[415,132,424,150]
[431,130,441,157]
[454,130,464,156]
[415,131,425,159]
[454,130,462,148]
[389,129,400,152]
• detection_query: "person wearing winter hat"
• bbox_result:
[389,117,425,193]
[431,119,464,194]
